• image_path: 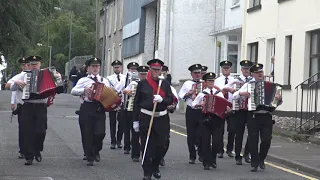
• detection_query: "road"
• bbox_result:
[0,91,318,180]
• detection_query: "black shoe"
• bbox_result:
[110,144,116,149]
[251,166,258,172]
[211,162,217,168]
[236,159,242,165]
[83,156,87,160]
[95,152,100,162]
[143,176,152,180]
[198,156,203,162]
[226,151,234,158]
[217,152,223,158]
[259,161,265,169]
[204,165,210,170]
[117,143,122,149]
[124,150,130,154]
[132,157,139,162]
[18,153,25,159]
[189,159,195,164]
[160,158,165,166]
[24,160,33,165]
[153,169,161,179]
[75,110,80,115]
[87,160,94,166]
[35,152,42,162]
[244,154,251,163]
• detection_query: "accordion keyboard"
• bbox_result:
[247,83,256,111]
[22,73,31,99]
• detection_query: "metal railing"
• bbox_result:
[295,72,320,133]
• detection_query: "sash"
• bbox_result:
[146,71,166,98]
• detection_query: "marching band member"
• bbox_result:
[6,56,60,165]
[122,65,148,161]
[71,57,111,166]
[107,60,126,149]
[115,62,139,153]
[161,65,172,85]
[223,60,252,165]
[233,63,282,172]
[214,60,235,158]
[191,72,228,170]
[10,57,31,159]
[133,59,173,180]
[178,64,204,164]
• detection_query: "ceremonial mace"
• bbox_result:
[141,74,165,165]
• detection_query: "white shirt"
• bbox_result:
[178,80,196,107]
[214,75,234,103]
[171,86,178,102]
[71,74,111,102]
[224,75,252,89]
[107,73,126,88]
[11,91,16,104]
[191,87,224,108]
[8,71,47,104]
[233,78,256,100]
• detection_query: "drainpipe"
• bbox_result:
[240,0,248,60]
[168,0,174,75]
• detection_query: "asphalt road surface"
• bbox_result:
[0,91,318,180]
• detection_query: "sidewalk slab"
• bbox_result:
[169,112,320,177]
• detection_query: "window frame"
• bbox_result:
[248,42,259,64]
[247,0,262,13]
[309,30,320,78]
[225,35,240,74]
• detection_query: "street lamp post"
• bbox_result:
[54,7,73,71]
[37,43,52,67]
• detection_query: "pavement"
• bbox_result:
[0,90,319,180]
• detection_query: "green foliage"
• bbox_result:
[0,0,100,76]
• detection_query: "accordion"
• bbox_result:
[202,94,232,119]
[22,68,63,100]
[232,82,249,110]
[253,81,283,112]
[127,83,138,112]
[89,82,122,112]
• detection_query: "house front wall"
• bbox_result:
[242,0,320,112]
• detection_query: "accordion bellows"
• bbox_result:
[90,82,121,112]
[202,94,232,119]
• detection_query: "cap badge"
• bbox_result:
[196,64,198,67]
[94,58,97,61]
[133,62,135,65]
[245,61,248,63]
[256,64,259,67]
[22,58,25,61]
[33,56,36,59]
[143,67,145,69]
[210,73,212,76]
[225,61,228,64]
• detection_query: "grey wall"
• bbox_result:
[122,0,155,58]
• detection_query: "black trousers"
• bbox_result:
[140,112,170,176]
[123,110,133,151]
[78,107,85,156]
[220,114,236,153]
[247,113,274,167]
[79,102,106,161]
[17,104,25,155]
[20,103,47,161]
[185,106,202,160]
[109,110,123,145]
[201,115,224,166]
[235,110,251,160]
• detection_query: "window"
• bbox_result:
[284,36,292,85]
[249,0,261,8]
[248,42,259,63]
[310,31,320,76]
[267,39,275,81]
[227,44,238,73]
[232,0,240,6]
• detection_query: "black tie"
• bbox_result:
[224,77,229,99]
[92,76,98,82]
[210,89,213,95]
[245,77,248,82]
[117,74,120,81]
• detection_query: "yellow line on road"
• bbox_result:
[170,129,319,180]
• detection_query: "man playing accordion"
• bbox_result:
[233,63,283,172]
[191,72,231,170]
[6,56,61,165]
[71,57,111,166]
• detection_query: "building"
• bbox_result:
[241,0,320,113]
[121,0,216,83]
[211,0,244,75]
[99,0,124,76]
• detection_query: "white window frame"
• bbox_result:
[249,0,261,8]
[232,0,240,6]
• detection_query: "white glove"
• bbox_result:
[133,121,139,132]
[153,95,163,103]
